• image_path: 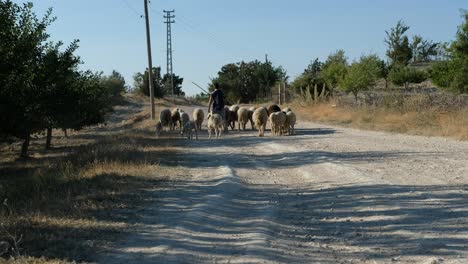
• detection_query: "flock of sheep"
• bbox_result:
[155,104,297,140]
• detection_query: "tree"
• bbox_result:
[389,64,427,90]
[291,58,328,98]
[210,60,286,103]
[102,70,127,97]
[0,1,114,156]
[321,50,348,95]
[385,20,413,65]
[411,35,439,63]
[340,54,382,101]
[0,1,55,157]
[378,59,391,89]
[430,11,468,93]
[36,40,82,149]
[162,73,184,96]
[133,67,164,98]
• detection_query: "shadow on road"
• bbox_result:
[95,174,468,263]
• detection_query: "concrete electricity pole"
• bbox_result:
[144,0,155,119]
[164,10,175,99]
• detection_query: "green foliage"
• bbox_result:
[162,73,184,96]
[411,35,439,63]
[430,11,468,93]
[210,60,287,104]
[0,1,54,140]
[0,1,114,156]
[102,70,127,97]
[389,64,428,89]
[385,20,413,65]
[339,54,382,100]
[291,58,328,98]
[133,67,164,98]
[321,50,348,93]
[194,92,209,102]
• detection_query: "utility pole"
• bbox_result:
[144,0,155,119]
[164,10,175,99]
[265,53,270,99]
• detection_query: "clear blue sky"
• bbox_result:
[16,0,467,95]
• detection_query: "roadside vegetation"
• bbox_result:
[0,2,167,262]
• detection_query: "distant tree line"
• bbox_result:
[208,60,288,104]
[133,68,185,97]
[205,12,467,104]
[0,1,124,157]
[289,12,468,101]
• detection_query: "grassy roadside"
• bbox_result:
[0,98,180,263]
[291,94,468,140]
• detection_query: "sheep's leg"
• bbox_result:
[208,128,212,139]
[195,128,198,140]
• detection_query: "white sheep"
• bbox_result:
[269,111,286,136]
[252,107,268,137]
[179,111,190,131]
[181,120,198,140]
[248,107,256,130]
[282,107,292,113]
[284,111,296,135]
[156,109,172,137]
[237,107,250,131]
[192,108,205,130]
[170,108,181,131]
[207,112,224,139]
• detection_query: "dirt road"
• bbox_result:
[98,106,468,264]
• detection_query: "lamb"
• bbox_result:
[284,111,296,135]
[229,105,240,129]
[156,108,172,137]
[179,111,190,131]
[248,107,256,130]
[181,120,198,140]
[237,107,250,131]
[207,112,224,139]
[224,106,234,130]
[269,111,287,136]
[267,104,281,115]
[170,108,181,131]
[192,108,204,130]
[252,107,268,137]
[282,107,292,113]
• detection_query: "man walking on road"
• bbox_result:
[207,82,227,132]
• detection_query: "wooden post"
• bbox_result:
[144,0,155,119]
[278,83,282,105]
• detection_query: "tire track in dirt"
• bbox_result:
[98,117,468,263]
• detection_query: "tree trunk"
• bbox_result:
[20,131,31,158]
[385,78,388,89]
[62,128,68,138]
[46,127,52,149]
[354,92,358,102]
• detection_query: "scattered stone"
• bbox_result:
[0,241,10,256]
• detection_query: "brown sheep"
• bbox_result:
[267,104,281,116]
[192,108,205,130]
[170,108,181,131]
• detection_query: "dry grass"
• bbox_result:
[292,95,468,140]
[0,97,181,263]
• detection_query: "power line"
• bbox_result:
[120,0,143,18]
[147,3,228,51]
